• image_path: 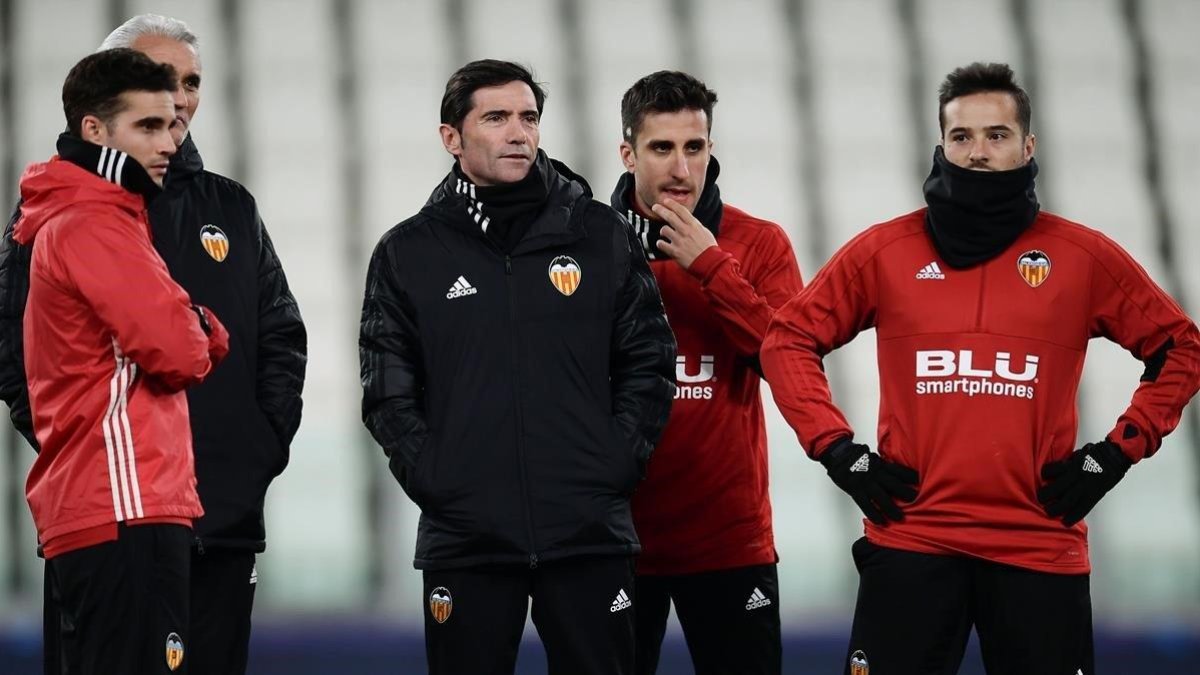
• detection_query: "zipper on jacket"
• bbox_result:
[504,254,540,568]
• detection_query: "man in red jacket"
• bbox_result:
[16,48,228,674]
[762,62,1200,675]
[610,71,803,675]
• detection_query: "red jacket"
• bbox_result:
[15,157,229,557]
[628,200,803,575]
[761,208,1200,574]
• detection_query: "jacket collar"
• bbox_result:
[423,151,592,254]
[56,133,163,203]
[609,157,723,260]
[165,133,205,188]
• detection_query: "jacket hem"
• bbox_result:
[38,504,202,545]
[866,529,1091,575]
[413,543,639,571]
[193,534,268,553]
[636,545,777,576]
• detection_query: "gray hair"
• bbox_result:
[98,14,199,53]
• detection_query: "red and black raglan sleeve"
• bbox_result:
[761,229,881,458]
[1087,233,1200,462]
[687,219,803,358]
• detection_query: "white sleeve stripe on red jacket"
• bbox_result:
[102,339,143,521]
[101,342,125,521]
[118,357,143,518]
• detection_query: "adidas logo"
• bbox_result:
[849,453,871,473]
[1082,456,1103,474]
[609,588,631,613]
[446,276,478,299]
[745,587,772,610]
[915,261,945,280]
[249,565,258,585]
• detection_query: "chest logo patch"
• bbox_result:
[548,255,582,296]
[1017,249,1050,288]
[200,224,229,262]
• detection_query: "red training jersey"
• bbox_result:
[761,208,1200,574]
[633,204,803,575]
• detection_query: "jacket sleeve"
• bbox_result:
[686,222,804,359]
[255,213,307,448]
[359,236,428,487]
[0,201,38,449]
[1087,235,1200,462]
[610,211,677,465]
[53,212,219,391]
[760,231,879,458]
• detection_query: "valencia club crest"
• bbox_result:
[849,650,869,675]
[1017,249,1050,288]
[165,632,185,671]
[200,224,229,262]
[429,586,453,624]
[548,255,582,296]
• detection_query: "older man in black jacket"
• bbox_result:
[0,14,306,675]
[360,59,675,675]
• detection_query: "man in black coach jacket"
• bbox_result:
[359,60,675,675]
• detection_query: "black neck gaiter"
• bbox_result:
[609,157,724,260]
[454,151,552,252]
[923,146,1039,269]
[55,133,163,204]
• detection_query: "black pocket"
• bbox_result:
[609,417,640,493]
[400,436,437,507]
[258,411,288,478]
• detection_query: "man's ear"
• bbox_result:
[439,123,463,157]
[619,141,636,173]
[80,115,106,144]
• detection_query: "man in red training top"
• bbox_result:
[15,48,228,674]
[610,70,803,675]
[761,61,1200,674]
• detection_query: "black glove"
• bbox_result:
[1037,440,1131,527]
[819,438,919,525]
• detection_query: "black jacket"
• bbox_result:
[0,135,307,551]
[360,154,676,570]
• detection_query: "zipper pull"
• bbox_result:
[505,256,513,275]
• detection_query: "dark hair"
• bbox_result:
[62,48,178,137]
[938,62,1032,135]
[621,70,718,143]
[440,60,546,130]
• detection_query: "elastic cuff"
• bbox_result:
[1106,422,1147,463]
[817,436,855,467]
[686,246,732,283]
